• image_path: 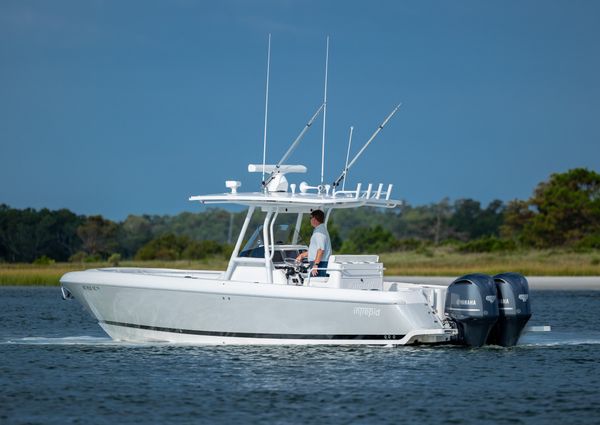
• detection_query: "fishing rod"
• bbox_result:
[332,103,401,189]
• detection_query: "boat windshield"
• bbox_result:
[238,222,304,260]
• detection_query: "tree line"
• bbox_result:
[1,168,598,263]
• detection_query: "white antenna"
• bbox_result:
[342,126,354,191]
[261,34,272,186]
[320,36,329,189]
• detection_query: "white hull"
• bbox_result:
[61,268,454,346]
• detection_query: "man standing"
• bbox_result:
[296,210,332,277]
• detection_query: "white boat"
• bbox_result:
[60,160,533,347]
[60,40,532,347]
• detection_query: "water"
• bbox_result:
[1,287,600,425]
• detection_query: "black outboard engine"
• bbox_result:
[445,274,499,347]
[486,272,532,347]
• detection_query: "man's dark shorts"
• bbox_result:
[309,261,329,277]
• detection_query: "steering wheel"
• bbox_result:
[282,258,308,275]
[283,257,298,267]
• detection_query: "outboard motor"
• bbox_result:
[445,274,499,347]
[486,272,532,347]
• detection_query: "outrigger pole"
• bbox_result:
[332,103,402,189]
[342,126,354,191]
[262,103,325,188]
[277,103,325,168]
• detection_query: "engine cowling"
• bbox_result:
[445,273,499,347]
[486,272,532,347]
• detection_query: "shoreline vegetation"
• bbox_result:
[2,248,599,286]
[2,168,599,285]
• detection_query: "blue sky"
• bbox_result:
[1,1,599,220]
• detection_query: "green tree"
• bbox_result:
[77,216,118,257]
[395,204,438,241]
[359,200,455,244]
[450,199,505,241]
[135,234,188,261]
[503,168,600,247]
[500,199,535,243]
[36,208,84,261]
[0,205,83,262]
[117,215,154,258]
[182,239,225,260]
[0,206,42,262]
[340,225,398,254]
[135,234,228,261]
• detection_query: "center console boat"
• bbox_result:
[60,162,532,347]
[60,38,532,347]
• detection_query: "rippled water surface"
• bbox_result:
[1,286,600,424]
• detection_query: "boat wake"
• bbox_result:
[4,330,600,348]
[3,336,119,346]
[518,330,600,347]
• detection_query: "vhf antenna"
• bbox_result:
[320,36,329,190]
[261,34,272,186]
[332,103,401,189]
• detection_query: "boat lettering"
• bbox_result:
[499,298,509,304]
[82,285,100,291]
[457,299,476,305]
[353,307,381,318]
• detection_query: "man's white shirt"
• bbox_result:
[307,223,332,262]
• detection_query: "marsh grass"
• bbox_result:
[0,258,229,286]
[1,249,598,286]
[381,247,600,276]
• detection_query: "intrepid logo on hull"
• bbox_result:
[353,307,381,318]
